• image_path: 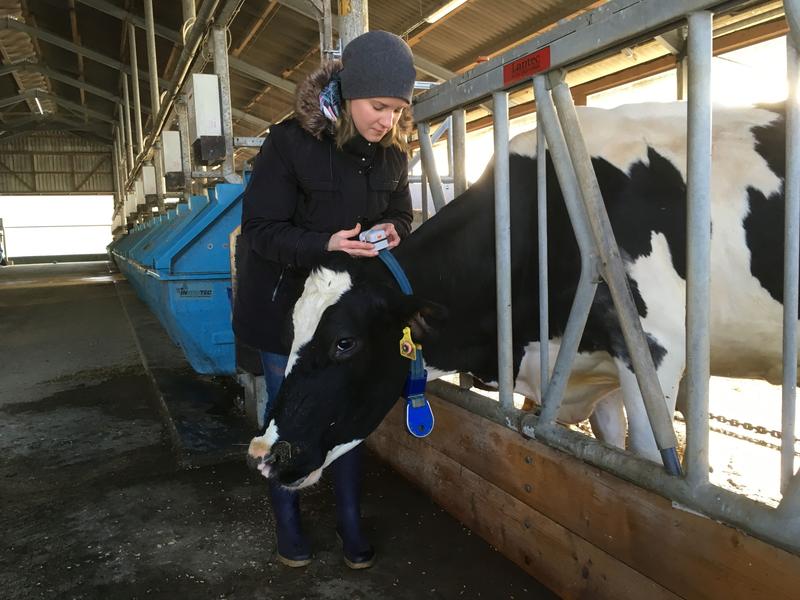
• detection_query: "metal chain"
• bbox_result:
[707,412,797,442]
[674,413,800,456]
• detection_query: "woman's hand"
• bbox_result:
[370,222,401,249]
[326,223,378,257]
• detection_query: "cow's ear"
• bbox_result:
[403,296,448,342]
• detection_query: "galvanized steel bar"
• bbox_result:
[338,0,368,49]
[121,73,134,172]
[417,121,447,212]
[125,0,220,188]
[112,133,122,211]
[492,90,515,416]
[425,378,800,555]
[421,169,429,222]
[212,27,241,183]
[175,98,193,202]
[781,0,800,507]
[128,22,145,155]
[549,73,682,476]
[536,117,550,391]
[685,10,713,488]
[144,0,161,116]
[787,0,800,45]
[412,0,750,123]
[117,106,128,182]
[530,76,598,427]
[452,108,467,196]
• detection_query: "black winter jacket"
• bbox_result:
[233,63,413,354]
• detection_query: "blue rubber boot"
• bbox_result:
[268,480,312,567]
[332,445,375,569]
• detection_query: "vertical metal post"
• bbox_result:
[117,106,128,178]
[537,116,550,391]
[144,0,165,210]
[452,108,467,196]
[144,0,160,116]
[492,90,515,417]
[446,117,454,179]
[421,169,429,222]
[783,37,800,495]
[212,27,241,184]
[452,107,472,390]
[112,133,122,214]
[417,121,447,212]
[176,98,193,203]
[128,22,144,154]
[320,0,334,62]
[181,0,197,42]
[182,0,196,21]
[676,55,689,101]
[685,11,713,488]
[122,73,134,168]
[338,0,368,49]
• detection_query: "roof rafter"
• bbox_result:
[67,0,88,117]
[0,17,169,90]
[75,0,181,43]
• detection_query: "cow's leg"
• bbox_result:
[614,347,684,464]
[588,389,626,448]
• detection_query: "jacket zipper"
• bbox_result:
[271,266,286,302]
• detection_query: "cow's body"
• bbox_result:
[249,101,796,487]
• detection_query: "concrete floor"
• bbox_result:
[0,261,553,600]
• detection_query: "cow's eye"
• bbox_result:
[336,338,356,353]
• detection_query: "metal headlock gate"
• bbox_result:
[414,0,800,554]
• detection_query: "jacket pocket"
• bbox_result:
[367,174,399,220]
[298,178,339,229]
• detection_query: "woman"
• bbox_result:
[232,30,416,569]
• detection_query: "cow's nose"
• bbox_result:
[246,451,275,471]
[273,440,292,464]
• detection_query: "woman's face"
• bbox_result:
[349,97,409,142]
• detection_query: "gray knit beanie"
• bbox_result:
[339,31,416,103]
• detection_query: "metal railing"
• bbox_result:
[413,0,800,554]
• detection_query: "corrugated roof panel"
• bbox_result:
[0,131,112,193]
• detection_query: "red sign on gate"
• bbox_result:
[502,47,551,86]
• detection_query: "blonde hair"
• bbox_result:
[335,100,413,154]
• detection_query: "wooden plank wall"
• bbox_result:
[367,395,800,600]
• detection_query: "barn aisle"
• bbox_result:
[0,260,551,599]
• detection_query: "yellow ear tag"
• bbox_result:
[399,326,417,360]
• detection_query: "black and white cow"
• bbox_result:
[248,101,794,488]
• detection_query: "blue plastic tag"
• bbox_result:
[406,395,435,438]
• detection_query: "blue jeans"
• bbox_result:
[260,351,288,426]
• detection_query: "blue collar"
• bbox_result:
[377,249,435,438]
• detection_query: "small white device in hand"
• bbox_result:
[358,227,390,251]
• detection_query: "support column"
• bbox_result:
[122,73,134,168]
[338,0,368,49]
[128,23,144,155]
[212,27,242,184]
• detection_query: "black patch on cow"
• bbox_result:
[752,103,786,178]
[601,148,688,279]
[403,150,672,383]
[745,104,795,313]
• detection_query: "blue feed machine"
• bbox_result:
[109,181,245,375]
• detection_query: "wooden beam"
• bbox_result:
[406,1,472,47]
[232,1,280,57]
[369,396,800,599]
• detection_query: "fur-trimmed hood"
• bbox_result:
[294,60,342,140]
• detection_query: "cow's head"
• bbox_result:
[247,257,446,489]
